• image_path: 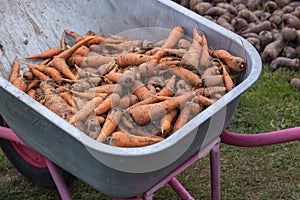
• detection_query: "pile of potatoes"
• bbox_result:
[173,0,300,89]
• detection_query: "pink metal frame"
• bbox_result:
[0,125,299,200]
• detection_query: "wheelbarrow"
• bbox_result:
[0,0,298,199]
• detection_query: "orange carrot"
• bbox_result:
[11,78,27,92]
[105,69,123,83]
[133,80,154,101]
[128,92,194,126]
[57,36,95,59]
[161,109,178,134]
[26,78,40,91]
[109,131,164,147]
[88,84,122,94]
[25,46,63,59]
[49,57,76,80]
[172,102,192,133]
[196,86,226,97]
[27,89,36,99]
[69,96,104,124]
[26,63,63,84]
[28,67,50,81]
[9,58,21,82]
[94,93,121,115]
[23,71,34,80]
[116,53,151,67]
[96,108,122,142]
[168,66,202,88]
[73,45,90,57]
[64,30,83,41]
[95,115,105,124]
[59,92,75,107]
[195,94,214,106]
[221,64,235,91]
[61,32,67,50]
[172,102,202,133]
[211,49,246,72]
[161,26,185,49]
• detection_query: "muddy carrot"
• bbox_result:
[196,86,226,97]
[69,96,104,124]
[161,109,178,134]
[221,64,235,91]
[82,52,116,68]
[172,102,192,133]
[195,94,214,106]
[116,53,151,67]
[88,84,122,94]
[26,63,63,84]
[119,94,139,108]
[27,89,36,99]
[59,92,75,107]
[128,92,194,126]
[211,49,246,72]
[49,57,76,80]
[25,46,63,59]
[161,26,185,49]
[168,66,202,88]
[94,93,121,115]
[96,108,122,142]
[202,75,224,87]
[133,80,154,101]
[109,131,164,147]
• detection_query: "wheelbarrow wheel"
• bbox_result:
[0,116,75,187]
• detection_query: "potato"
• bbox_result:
[281,27,297,41]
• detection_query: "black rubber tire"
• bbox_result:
[0,116,74,187]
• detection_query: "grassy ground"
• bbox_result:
[0,64,299,199]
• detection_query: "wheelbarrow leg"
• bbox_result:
[210,139,220,200]
[44,158,72,200]
[168,177,194,200]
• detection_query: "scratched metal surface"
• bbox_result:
[0,0,261,198]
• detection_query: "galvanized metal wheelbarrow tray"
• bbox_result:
[0,0,261,198]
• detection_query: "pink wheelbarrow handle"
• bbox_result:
[221,126,300,147]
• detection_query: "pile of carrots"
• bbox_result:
[9,26,246,148]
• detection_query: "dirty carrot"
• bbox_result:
[161,109,178,134]
[94,93,121,115]
[109,131,164,147]
[211,49,246,72]
[161,26,185,49]
[49,57,76,80]
[69,96,104,125]
[202,75,224,87]
[96,108,122,142]
[221,64,235,91]
[128,92,194,126]
[116,53,151,67]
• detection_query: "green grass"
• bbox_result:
[0,64,299,199]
